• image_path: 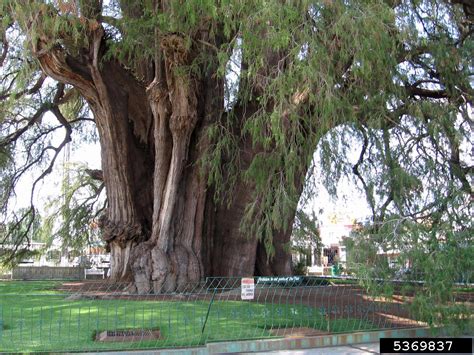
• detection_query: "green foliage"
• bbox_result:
[43,163,105,254]
[347,215,473,333]
[292,210,321,251]
[292,259,309,276]
[291,210,321,275]
[0,207,42,267]
[1,0,99,266]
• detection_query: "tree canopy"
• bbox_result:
[0,0,472,310]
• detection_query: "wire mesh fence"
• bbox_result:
[0,275,466,352]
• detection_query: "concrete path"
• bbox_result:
[73,332,473,354]
[251,342,380,354]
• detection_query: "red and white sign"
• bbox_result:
[241,277,255,300]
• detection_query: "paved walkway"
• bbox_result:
[79,345,380,354]
[253,342,380,354]
[76,344,380,355]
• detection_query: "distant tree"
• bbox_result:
[0,207,42,267]
[292,210,321,268]
[0,1,472,294]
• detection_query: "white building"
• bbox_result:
[307,217,357,275]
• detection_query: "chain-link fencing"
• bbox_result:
[0,275,469,352]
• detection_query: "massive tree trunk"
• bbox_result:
[30,15,307,293]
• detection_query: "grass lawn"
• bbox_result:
[0,281,377,352]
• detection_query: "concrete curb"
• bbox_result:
[207,327,435,353]
[76,327,439,354]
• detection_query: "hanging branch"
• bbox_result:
[0,24,10,67]
[442,120,473,199]
[352,126,376,219]
[0,83,77,263]
[0,206,36,266]
[29,85,72,201]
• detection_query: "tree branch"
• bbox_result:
[448,0,474,21]
[0,103,50,146]
[0,207,36,266]
[85,169,103,181]
[29,105,72,206]
[442,121,473,199]
[406,86,448,99]
[0,73,46,101]
[352,127,376,218]
[0,39,8,67]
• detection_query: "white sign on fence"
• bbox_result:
[241,277,255,300]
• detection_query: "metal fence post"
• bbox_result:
[201,287,217,334]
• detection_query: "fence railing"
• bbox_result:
[0,276,456,352]
[11,266,85,280]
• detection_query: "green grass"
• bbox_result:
[455,286,474,293]
[326,278,358,285]
[0,281,376,352]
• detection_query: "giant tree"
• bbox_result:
[1,0,472,293]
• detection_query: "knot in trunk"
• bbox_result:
[160,34,190,66]
[99,215,148,247]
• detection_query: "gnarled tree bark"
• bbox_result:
[27,8,307,293]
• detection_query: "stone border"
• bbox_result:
[77,327,441,355]
[207,327,437,353]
